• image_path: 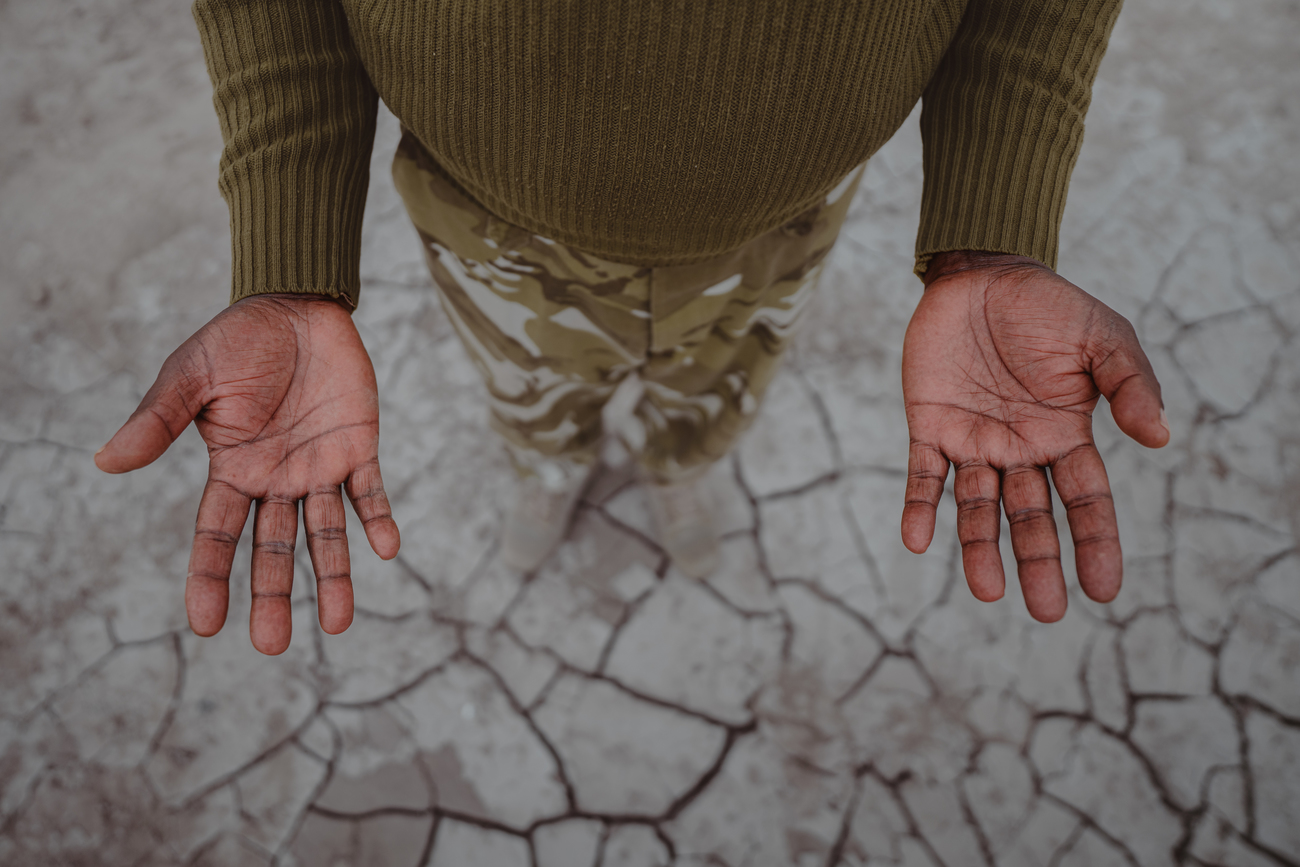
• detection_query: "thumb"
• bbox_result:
[96,349,207,473]
[1090,317,1170,449]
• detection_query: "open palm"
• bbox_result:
[901,253,1168,621]
[96,295,400,654]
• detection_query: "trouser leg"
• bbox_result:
[632,166,866,480]
[391,132,652,475]
[632,260,826,480]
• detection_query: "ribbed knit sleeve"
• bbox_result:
[914,0,1123,277]
[193,0,378,307]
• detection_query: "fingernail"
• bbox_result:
[1158,408,1170,433]
[94,445,105,457]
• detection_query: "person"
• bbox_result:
[95,0,1170,656]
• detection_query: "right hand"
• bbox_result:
[95,294,400,655]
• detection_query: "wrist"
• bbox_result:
[234,292,355,314]
[922,251,1049,287]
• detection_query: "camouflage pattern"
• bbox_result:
[392,131,863,480]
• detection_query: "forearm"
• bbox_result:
[914,0,1124,277]
[194,0,379,307]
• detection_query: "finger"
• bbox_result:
[304,487,354,635]
[250,497,298,655]
[345,459,400,560]
[1002,466,1067,622]
[902,442,949,554]
[96,350,207,474]
[186,479,252,637]
[954,464,1005,603]
[1050,445,1122,604]
[1090,318,1169,449]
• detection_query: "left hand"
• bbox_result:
[900,251,1169,622]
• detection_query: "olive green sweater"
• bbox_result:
[192,0,1122,307]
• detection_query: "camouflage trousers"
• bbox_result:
[392,132,863,480]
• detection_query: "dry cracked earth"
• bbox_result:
[2,1,1299,866]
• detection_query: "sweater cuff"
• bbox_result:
[914,108,1080,278]
[193,0,378,307]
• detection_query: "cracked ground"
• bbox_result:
[2,1,1299,865]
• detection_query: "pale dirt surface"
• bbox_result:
[2,0,1299,865]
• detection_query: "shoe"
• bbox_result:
[645,474,720,579]
[501,460,595,572]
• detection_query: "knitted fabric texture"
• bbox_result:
[192,0,1122,306]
